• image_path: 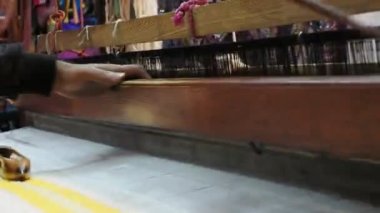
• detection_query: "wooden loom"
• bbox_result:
[18,0,380,162]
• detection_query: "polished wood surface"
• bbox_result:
[17,76,380,161]
[36,0,380,52]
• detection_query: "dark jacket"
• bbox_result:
[0,43,56,98]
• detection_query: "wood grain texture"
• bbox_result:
[16,76,380,161]
[36,0,380,52]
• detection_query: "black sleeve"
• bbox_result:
[0,43,57,98]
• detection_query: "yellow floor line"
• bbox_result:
[28,178,121,213]
[0,180,74,213]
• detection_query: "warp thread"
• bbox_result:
[78,25,91,47]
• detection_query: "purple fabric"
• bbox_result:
[58,17,101,60]
[57,48,101,60]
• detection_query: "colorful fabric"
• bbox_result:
[172,0,208,26]
[33,0,48,6]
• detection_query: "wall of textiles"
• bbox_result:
[33,0,104,58]
[0,0,30,49]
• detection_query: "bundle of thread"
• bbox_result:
[172,0,208,26]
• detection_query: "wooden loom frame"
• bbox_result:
[20,0,380,161]
[36,0,380,52]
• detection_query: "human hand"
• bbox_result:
[5,98,14,105]
[52,61,150,98]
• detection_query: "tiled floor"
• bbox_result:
[0,127,378,213]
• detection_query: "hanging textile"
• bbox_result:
[105,0,122,23]
[105,0,162,52]
[22,0,33,52]
[0,0,19,43]
[105,0,131,23]
[119,0,131,21]
[33,0,48,6]
[34,0,59,31]
[160,0,227,48]
[130,0,162,51]
[58,0,98,31]
[0,0,34,51]
[104,0,127,53]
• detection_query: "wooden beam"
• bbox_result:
[16,76,380,161]
[36,0,380,53]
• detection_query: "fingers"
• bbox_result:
[84,67,126,87]
[66,63,151,90]
[6,99,14,105]
[94,64,130,72]
[95,64,151,79]
[124,66,152,80]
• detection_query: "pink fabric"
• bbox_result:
[57,48,101,60]
[172,0,208,26]
[33,0,48,6]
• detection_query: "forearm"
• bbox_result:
[0,43,149,100]
[0,43,57,97]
